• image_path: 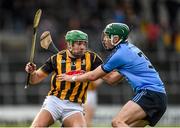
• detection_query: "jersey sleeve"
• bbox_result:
[102,49,129,73]
[39,55,56,74]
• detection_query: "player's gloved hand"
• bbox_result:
[25,62,36,74]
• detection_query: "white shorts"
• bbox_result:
[85,90,97,109]
[41,95,84,122]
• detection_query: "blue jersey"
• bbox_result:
[101,42,166,93]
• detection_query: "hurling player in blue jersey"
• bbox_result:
[57,23,167,127]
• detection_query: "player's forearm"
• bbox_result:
[74,69,105,82]
[92,79,103,88]
[103,76,124,85]
[75,71,98,82]
[58,66,106,82]
[73,66,105,82]
[102,71,124,85]
[29,71,42,84]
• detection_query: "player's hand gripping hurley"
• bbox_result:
[25,9,42,89]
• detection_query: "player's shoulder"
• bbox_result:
[58,49,66,55]
[50,50,66,60]
[56,49,67,57]
[86,50,103,62]
[117,42,134,53]
[86,50,99,56]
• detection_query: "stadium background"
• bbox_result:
[0,0,180,127]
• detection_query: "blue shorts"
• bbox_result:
[132,89,167,126]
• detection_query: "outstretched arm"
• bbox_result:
[57,65,106,82]
[57,65,124,85]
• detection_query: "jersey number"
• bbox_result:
[138,52,154,69]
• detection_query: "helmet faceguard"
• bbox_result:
[65,30,88,57]
[101,33,113,50]
[102,23,130,50]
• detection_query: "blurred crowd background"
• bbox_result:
[0,0,180,126]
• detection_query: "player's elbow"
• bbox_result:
[29,80,38,85]
[103,76,124,86]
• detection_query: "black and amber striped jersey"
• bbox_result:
[87,82,97,91]
[39,49,103,104]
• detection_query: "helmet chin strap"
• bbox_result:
[110,35,122,47]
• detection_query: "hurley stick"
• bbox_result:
[40,31,59,54]
[25,9,42,89]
